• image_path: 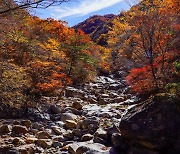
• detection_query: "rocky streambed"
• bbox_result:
[0,74,179,154]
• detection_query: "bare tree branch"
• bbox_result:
[0,0,72,14]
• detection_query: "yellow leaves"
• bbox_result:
[7,29,29,44]
[39,38,67,59]
[0,62,31,108]
[40,38,59,52]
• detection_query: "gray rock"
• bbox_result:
[50,104,61,114]
[82,118,99,130]
[32,122,43,130]
[61,113,78,123]
[56,121,65,127]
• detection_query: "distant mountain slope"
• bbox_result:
[74,14,116,46]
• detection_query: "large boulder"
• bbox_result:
[12,125,28,135]
[119,94,180,150]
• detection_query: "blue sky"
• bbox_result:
[31,0,134,27]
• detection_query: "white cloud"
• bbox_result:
[49,0,123,19]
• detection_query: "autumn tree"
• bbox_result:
[108,0,178,94]
[61,29,96,84]
[0,61,31,108]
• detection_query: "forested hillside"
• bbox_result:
[0,0,179,153]
[74,14,116,46]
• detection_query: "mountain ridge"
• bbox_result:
[73,14,116,46]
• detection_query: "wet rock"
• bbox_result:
[120,94,180,150]
[36,131,50,139]
[61,113,78,123]
[12,125,28,135]
[0,125,11,134]
[36,139,52,149]
[65,120,77,129]
[21,120,31,128]
[81,134,93,141]
[50,104,61,114]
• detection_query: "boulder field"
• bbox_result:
[0,75,179,154]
